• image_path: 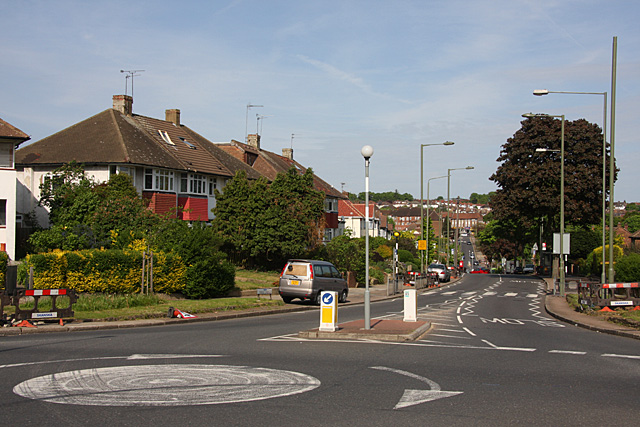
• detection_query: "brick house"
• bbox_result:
[15,95,262,227]
[337,199,389,239]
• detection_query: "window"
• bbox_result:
[0,144,13,168]
[144,168,174,192]
[208,177,217,196]
[189,174,205,194]
[158,130,175,146]
[0,200,6,226]
[179,137,196,149]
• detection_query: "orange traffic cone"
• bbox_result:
[631,306,640,311]
[59,318,64,326]
[600,307,614,312]
[15,320,36,328]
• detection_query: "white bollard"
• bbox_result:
[404,288,417,322]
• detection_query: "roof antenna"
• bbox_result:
[245,103,263,143]
[120,70,145,98]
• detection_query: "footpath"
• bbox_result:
[2,277,640,342]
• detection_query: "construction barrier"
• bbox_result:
[0,288,78,324]
[578,281,640,308]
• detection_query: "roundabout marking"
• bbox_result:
[14,364,321,406]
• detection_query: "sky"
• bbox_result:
[2,0,639,202]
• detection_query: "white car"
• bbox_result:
[427,263,451,282]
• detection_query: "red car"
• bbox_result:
[470,268,489,274]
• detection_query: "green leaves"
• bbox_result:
[212,167,325,268]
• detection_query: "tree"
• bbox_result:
[490,117,616,230]
[212,168,325,269]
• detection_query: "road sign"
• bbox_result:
[418,240,426,250]
[319,291,337,331]
[404,289,417,322]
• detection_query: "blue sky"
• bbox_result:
[2,0,639,202]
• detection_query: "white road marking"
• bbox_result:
[370,366,463,409]
[483,292,497,296]
[442,291,457,295]
[0,354,223,370]
[14,364,321,406]
[463,327,476,337]
[429,334,472,340]
[481,340,536,352]
[504,292,518,297]
[602,354,640,360]
[457,315,463,324]
[549,350,586,355]
[526,294,538,298]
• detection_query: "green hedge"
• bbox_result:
[0,251,8,287]
[19,249,187,294]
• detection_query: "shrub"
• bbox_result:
[615,253,640,282]
[0,251,8,285]
[184,259,235,299]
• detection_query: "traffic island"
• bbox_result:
[298,319,432,342]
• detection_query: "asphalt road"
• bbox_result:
[1,273,639,426]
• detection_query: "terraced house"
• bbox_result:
[14,94,345,243]
[15,95,263,228]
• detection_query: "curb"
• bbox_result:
[544,295,640,341]
[298,321,433,342]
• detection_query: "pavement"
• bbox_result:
[2,276,640,342]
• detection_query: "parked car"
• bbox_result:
[278,259,348,304]
[523,264,535,274]
[471,268,489,274]
[514,265,523,274]
[427,263,451,282]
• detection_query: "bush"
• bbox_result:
[0,251,8,285]
[184,259,235,299]
[615,253,640,282]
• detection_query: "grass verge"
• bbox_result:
[567,293,640,329]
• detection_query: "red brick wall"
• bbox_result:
[143,192,177,218]
[177,196,209,221]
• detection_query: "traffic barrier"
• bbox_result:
[0,288,78,324]
[578,281,640,308]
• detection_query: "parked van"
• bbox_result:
[278,259,348,304]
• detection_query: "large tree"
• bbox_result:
[490,116,616,233]
[213,168,325,268]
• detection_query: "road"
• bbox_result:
[1,273,639,425]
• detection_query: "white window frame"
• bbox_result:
[158,130,175,146]
[144,168,174,192]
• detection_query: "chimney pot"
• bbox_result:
[166,109,180,126]
[282,148,293,160]
[247,134,261,150]
[112,95,133,116]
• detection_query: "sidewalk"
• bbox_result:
[543,278,640,341]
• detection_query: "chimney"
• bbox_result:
[112,95,133,116]
[247,134,261,150]
[165,109,180,126]
[282,148,293,160]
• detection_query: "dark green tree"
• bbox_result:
[213,168,325,268]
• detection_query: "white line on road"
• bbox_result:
[549,350,587,355]
[463,327,476,337]
[481,340,536,352]
[602,353,640,360]
[457,315,463,324]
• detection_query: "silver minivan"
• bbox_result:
[278,259,348,304]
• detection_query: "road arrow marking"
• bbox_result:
[395,389,464,409]
[370,366,463,409]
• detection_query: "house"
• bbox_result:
[0,118,30,260]
[337,199,388,239]
[15,95,262,227]
[217,135,347,242]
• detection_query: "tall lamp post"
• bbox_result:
[534,89,607,284]
[446,166,474,268]
[361,145,374,330]
[420,142,455,274]
[427,175,448,268]
[524,113,565,296]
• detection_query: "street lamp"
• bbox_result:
[446,166,474,268]
[427,175,448,268]
[361,145,374,330]
[420,141,455,274]
[534,89,607,284]
[524,113,565,296]
[394,231,400,294]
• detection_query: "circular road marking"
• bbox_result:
[13,364,321,406]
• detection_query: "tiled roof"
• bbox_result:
[219,142,345,199]
[0,117,30,143]
[14,108,261,179]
